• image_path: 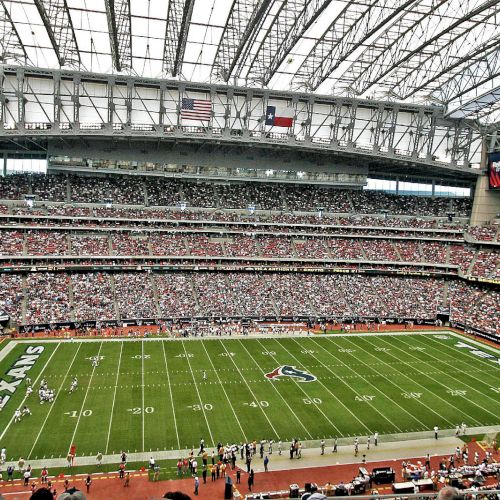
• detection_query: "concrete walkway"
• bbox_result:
[2,427,497,472]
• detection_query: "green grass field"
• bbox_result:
[0,331,499,462]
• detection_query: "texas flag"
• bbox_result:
[265,105,294,127]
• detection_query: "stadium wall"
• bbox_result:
[470,174,500,224]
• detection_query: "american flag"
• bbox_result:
[181,98,212,121]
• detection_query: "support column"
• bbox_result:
[470,139,500,225]
[470,175,500,225]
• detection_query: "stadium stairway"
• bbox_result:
[109,274,120,320]
[444,244,452,265]
[68,276,76,322]
[189,273,202,310]
[21,275,27,324]
[466,249,479,275]
[442,281,449,307]
[149,273,162,318]
[393,243,403,261]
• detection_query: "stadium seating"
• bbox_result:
[0,172,497,338]
[0,271,497,336]
[0,172,473,217]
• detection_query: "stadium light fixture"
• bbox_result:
[265,169,274,176]
[248,204,255,215]
[103,198,113,209]
[179,201,187,211]
[297,171,305,178]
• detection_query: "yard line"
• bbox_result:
[67,342,104,454]
[0,342,61,442]
[261,338,368,435]
[234,339,313,440]
[105,341,123,454]
[199,340,247,442]
[445,332,500,357]
[414,335,500,404]
[379,335,500,421]
[180,340,215,447]
[340,336,473,427]
[296,337,418,430]
[161,340,180,450]
[27,343,82,459]
[141,341,145,452]
[220,340,283,440]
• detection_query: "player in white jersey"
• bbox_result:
[46,390,54,403]
[92,358,99,368]
[22,406,31,416]
[69,377,78,393]
[25,386,33,398]
[14,409,21,422]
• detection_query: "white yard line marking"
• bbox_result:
[382,335,500,421]
[219,339,282,440]
[0,342,61,442]
[141,341,145,451]
[199,339,247,442]
[310,338,430,428]
[28,343,82,459]
[67,342,104,454]
[447,331,500,355]
[260,338,366,435]
[338,336,465,427]
[422,335,500,392]
[161,340,180,450]
[105,341,123,454]
[181,340,215,447]
[234,339,313,440]
[0,340,18,363]
[295,337,415,430]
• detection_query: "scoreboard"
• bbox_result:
[489,151,500,189]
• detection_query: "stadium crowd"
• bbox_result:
[1,227,496,279]
[0,172,473,216]
[0,172,497,340]
[0,272,497,336]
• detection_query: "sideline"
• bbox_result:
[448,330,500,355]
[1,425,499,471]
[2,329,453,346]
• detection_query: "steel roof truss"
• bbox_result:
[212,0,272,82]
[163,0,195,77]
[104,0,132,72]
[0,1,28,64]
[246,0,331,85]
[384,5,500,99]
[293,0,414,92]
[33,0,80,67]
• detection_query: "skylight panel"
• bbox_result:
[191,0,230,25]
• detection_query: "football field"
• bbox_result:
[0,331,499,462]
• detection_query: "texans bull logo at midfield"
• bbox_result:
[265,365,317,383]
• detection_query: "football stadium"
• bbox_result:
[0,1,499,499]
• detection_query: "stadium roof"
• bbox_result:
[1,0,500,125]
